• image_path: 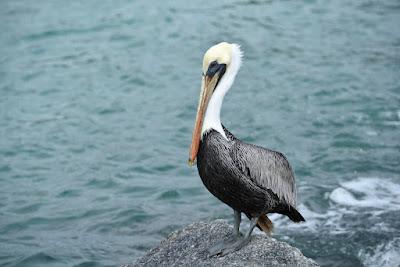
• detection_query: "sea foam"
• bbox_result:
[329,177,400,210]
[359,237,400,267]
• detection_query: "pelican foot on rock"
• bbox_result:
[208,217,258,257]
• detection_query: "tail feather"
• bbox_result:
[246,207,305,236]
[287,207,306,222]
[257,214,273,235]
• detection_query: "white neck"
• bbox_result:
[201,44,242,139]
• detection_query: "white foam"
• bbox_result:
[359,237,400,267]
[273,177,400,235]
[329,177,400,210]
[273,177,400,265]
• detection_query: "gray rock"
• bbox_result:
[126,220,319,267]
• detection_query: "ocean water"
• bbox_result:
[0,0,399,266]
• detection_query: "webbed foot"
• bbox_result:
[208,235,251,257]
[208,217,258,257]
[208,234,240,257]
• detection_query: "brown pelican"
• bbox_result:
[188,42,305,256]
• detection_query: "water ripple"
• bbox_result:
[1,0,399,266]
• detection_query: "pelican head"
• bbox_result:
[189,42,242,165]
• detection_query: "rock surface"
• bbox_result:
[126,220,318,267]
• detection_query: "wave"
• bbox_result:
[330,177,400,210]
[270,177,400,265]
[359,237,400,267]
[272,177,400,233]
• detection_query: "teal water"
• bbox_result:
[1,0,399,266]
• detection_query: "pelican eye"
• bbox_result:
[209,61,218,69]
[206,60,224,77]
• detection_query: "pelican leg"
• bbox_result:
[209,216,257,257]
[208,210,242,257]
[233,210,242,237]
[217,217,258,257]
[218,217,258,256]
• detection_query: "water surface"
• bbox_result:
[0,0,399,266]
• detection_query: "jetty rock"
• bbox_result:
[125,220,318,267]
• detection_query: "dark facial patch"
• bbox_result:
[206,61,226,78]
[205,61,226,91]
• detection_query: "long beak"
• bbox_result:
[188,74,220,166]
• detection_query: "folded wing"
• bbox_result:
[230,140,297,208]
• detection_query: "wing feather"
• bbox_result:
[230,140,297,207]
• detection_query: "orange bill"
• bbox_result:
[188,74,220,166]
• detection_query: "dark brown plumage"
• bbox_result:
[197,126,305,233]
